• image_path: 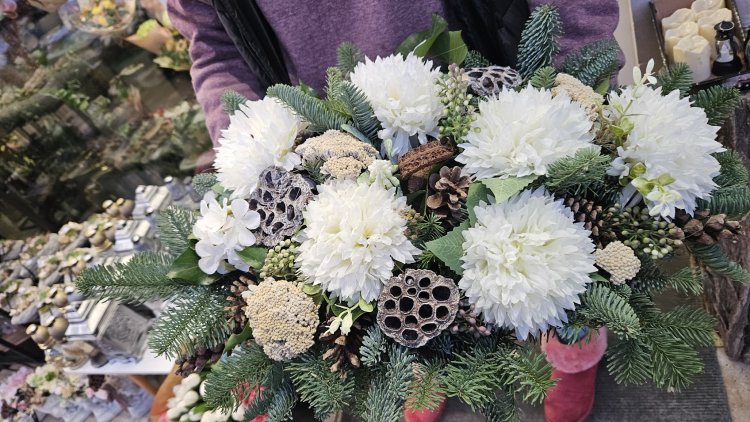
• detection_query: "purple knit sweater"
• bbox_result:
[167,0,620,144]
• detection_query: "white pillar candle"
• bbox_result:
[662,8,697,36]
[673,35,712,82]
[697,8,733,56]
[692,0,725,14]
[665,21,699,62]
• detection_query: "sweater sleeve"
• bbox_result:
[167,0,265,145]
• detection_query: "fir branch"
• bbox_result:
[267,84,350,133]
[580,284,642,338]
[360,325,387,368]
[464,50,492,68]
[629,254,669,292]
[529,66,557,90]
[221,90,248,115]
[323,67,350,118]
[690,242,749,282]
[606,337,651,385]
[407,360,446,411]
[337,42,365,76]
[653,306,715,348]
[667,267,704,296]
[656,63,692,97]
[481,390,516,422]
[544,148,612,197]
[287,351,355,420]
[360,345,415,422]
[499,348,555,405]
[442,338,505,409]
[516,5,562,79]
[340,82,381,146]
[698,185,750,220]
[191,173,217,196]
[424,334,454,359]
[204,343,278,411]
[644,328,703,391]
[76,252,190,303]
[560,38,620,87]
[265,382,297,422]
[156,207,197,257]
[148,286,231,359]
[692,85,742,126]
[416,213,446,242]
[714,150,749,188]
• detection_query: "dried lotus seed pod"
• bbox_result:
[377,269,459,348]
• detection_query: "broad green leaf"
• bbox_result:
[425,221,470,274]
[481,175,538,204]
[302,283,323,296]
[466,182,489,225]
[236,246,268,270]
[167,244,220,285]
[429,31,468,65]
[396,14,448,57]
[341,123,372,145]
[358,299,375,313]
[590,272,609,283]
[595,78,610,95]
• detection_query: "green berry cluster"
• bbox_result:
[605,203,684,259]
[260,239,298,280]
[437,64,477,142]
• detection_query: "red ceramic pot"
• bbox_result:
[403,394,446,422]
[541,327,608,422]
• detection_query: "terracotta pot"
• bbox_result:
[404,394,446,422]
[541,327,608,422]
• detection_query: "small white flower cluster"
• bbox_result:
[350,53,443,159]
[193,192,260,275]
[166,374,247,422]
[594,241,641,285]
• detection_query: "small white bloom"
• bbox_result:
[182,390,200,407]
[193,192,261,275]
[350,53,443,159]
[456,85,594,180]
[297,180,420,302]
[459,188,596,339]
[605,86,723,218]
[361,159,400,189]
[215,97,308,198]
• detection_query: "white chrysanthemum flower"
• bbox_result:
[456,85,594,180]
[459,188,596,339]
[215,97,308,198]
[296,180,420,302]
[193,192,261,275]
[605,86,722,218]
[350,53,443,159]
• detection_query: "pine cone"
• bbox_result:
[226,274,254,334]
[563,195,613,248]
[427,166,470,222]
[675,210,742,245]
[449,298,493,338]
[174,344,224,377]
[317,316,369,372]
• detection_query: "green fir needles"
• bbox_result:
[517,5,562,78]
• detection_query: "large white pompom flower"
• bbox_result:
[350,53,443,159]
[214,97,308,198]
[459,188,596,339]
[456,85,594,180]
[296,180,420,303]
[606,86,722,218]
[193,192,261,275]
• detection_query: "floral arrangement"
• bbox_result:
[163,373,260,422]
[25,363,86,402]
[77,6,749,422]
